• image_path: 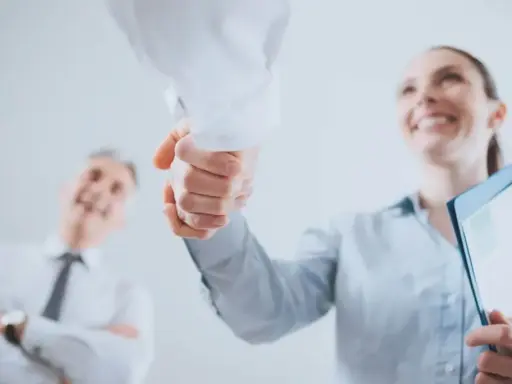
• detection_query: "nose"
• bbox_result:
[88,180,108,201]
[416,84,438,107]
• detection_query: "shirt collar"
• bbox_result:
[42,235,102,269]
[387,192,428,219]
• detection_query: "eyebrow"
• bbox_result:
[399,64,464,91]
[434,64,463,77]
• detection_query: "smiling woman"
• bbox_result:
[396,46,506,179]
[153,44,512,384]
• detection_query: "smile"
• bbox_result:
[415,114,457,132]
[76,198,108,218]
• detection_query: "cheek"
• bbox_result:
[444,87,478,119]
[109,204,125,225]
[396,103,410,130]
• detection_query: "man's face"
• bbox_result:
[61,156,136,247]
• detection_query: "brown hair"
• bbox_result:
[431,45,503,176]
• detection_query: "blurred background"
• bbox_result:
[1,0,512,382]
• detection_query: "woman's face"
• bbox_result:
[396,48,505,166]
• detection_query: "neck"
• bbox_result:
[419,160,488,209]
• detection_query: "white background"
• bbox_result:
[1,0,512,383]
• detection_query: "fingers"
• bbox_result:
[475,372,508,383]
[178,190,237,215]
[182,166,236,198]
[489,310,510,326]
[476,351,512,380]
[153,121,190,170]
[156,125,258,240]
[164,203,215,240]
[163,183,175,204]
[175,136,242,178]
[467,323,512,349]
[106,324,139,339]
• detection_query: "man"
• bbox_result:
[0,149,154,384]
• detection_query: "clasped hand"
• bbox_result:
[154,121,258,239]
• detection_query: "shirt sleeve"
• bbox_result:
[106,0,290,151]
[184,211,345,344]
[20,284,154,384]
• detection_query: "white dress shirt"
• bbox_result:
[107,0,290,151]
[0,236,154,384]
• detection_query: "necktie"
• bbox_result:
[41,252,82,321]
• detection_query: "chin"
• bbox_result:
[411,136,459,166]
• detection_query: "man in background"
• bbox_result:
[0,149,154,384]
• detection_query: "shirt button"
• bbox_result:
[447,294,458,304]
[444,364,455,374]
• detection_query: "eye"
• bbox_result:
[89,168,102,182]
[441,72,463,83]
[400,85,415,96]
[111,181,123,195]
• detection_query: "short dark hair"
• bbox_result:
[88,148,138,187]
[430,45,503,176]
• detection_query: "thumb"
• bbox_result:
[153,119,190,170]
[489,309,510,325]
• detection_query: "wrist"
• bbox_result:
[1,310,27,346]
[15,319,27,340]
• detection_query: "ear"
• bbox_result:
[488,101,507,131]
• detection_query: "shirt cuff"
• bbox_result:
[175,76,281,151]
[183,212,248,271]
[21,316,61,357]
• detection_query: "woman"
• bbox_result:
[155,46,510,383]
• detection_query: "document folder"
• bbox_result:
[447,164,512,353]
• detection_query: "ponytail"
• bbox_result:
[487,134,503,176]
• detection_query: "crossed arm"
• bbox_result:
[14,284,154,384]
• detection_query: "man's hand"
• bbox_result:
[105,324,139,339]
[466,310,512,382]
[154,120,258,239]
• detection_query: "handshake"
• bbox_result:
[154,121,259,239]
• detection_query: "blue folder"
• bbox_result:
[447,164,512,353]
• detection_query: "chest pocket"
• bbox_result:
[334,214,457,363]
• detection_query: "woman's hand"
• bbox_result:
[466,310,512,382]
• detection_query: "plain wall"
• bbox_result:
[1,0,512,382]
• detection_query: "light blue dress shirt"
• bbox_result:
[184,194,486,384]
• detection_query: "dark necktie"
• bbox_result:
[41,252,82,321]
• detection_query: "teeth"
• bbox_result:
[417,116,450,131]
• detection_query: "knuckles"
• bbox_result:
[497,324,512,345]
[477,351,493,372]
[174,136,194,161]
[181,164,234,197]
[177,192,196,212]
[181,167,197,191]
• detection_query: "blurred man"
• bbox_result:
[0,149,154,384]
